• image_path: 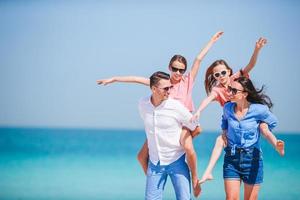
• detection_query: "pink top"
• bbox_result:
[169,72,195,112]
[211,71,249,107]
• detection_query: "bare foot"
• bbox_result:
[199,173,213,184]
[192,179,201,198]
[276,140,285,156]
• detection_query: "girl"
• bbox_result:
[190,38,285,184]
[222,76,278,199]
[97,31,224,197]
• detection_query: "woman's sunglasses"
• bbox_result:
[171,66,186,74]
[213,70,227,78]
[227,86,244,95]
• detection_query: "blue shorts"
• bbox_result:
[223,147,263,185]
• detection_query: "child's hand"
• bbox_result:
[190,111,201,122]
[255,37,267,50]
[211,31,224,42]
[96,78,114,85]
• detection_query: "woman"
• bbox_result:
[190,38,284,184]
[97,31,224,197]
[221,76,278,200]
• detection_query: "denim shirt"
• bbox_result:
[221,102,277,150]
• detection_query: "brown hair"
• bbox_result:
[234,76,273,109]
[204,59,233,94]
[168,55,187,73]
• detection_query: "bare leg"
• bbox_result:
[199,134,225,184]
[180,128,201,198]
[259,123,285,156]
[137,140,149,175]
[244,183,260,200]
[224,179,241,200]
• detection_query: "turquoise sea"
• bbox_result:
[0,127,299,200]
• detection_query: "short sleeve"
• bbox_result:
[211,87,219,99]
[259,107,278,131]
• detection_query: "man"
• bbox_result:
[138,71,202,200]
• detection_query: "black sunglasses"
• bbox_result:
[171,66,186,74]
[157,85,173,92]
[227,86,244,95]
[213,70,227,78]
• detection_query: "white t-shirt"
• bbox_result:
[139,96,199,165]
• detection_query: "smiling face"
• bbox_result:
[228,81,247,103]
[169,60,186,82]
[212,64,230,85]
[152,78,172,103]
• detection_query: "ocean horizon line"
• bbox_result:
[0,126,299,135]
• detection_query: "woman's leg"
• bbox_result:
[259,123,285,156]
[180,128,201,197]
[244,183,260,200]
[199,134,225,184]
[224,179,241,200]
[137,140,149,175]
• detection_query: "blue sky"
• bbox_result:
[0,0,299,132]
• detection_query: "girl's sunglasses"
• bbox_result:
[213,70,227,78]
[171,66,185,74]
[227,86,244,95]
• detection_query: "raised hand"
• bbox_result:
[256,37,267,50]
[211,31,224,42]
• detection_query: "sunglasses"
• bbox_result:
[213,70,227,78]
[171,66,186,74]
[227,86,244,95]
[156,85,173,92]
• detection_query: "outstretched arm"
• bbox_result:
[96,76,150,86]
[242,37,267,74]
[190,31,224,80]
[260,123,285,156]
[191,93,216,121]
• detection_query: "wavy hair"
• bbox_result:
[234,76,273,109]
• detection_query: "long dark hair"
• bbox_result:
[205,59,233,94]
[234,76,273,109]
